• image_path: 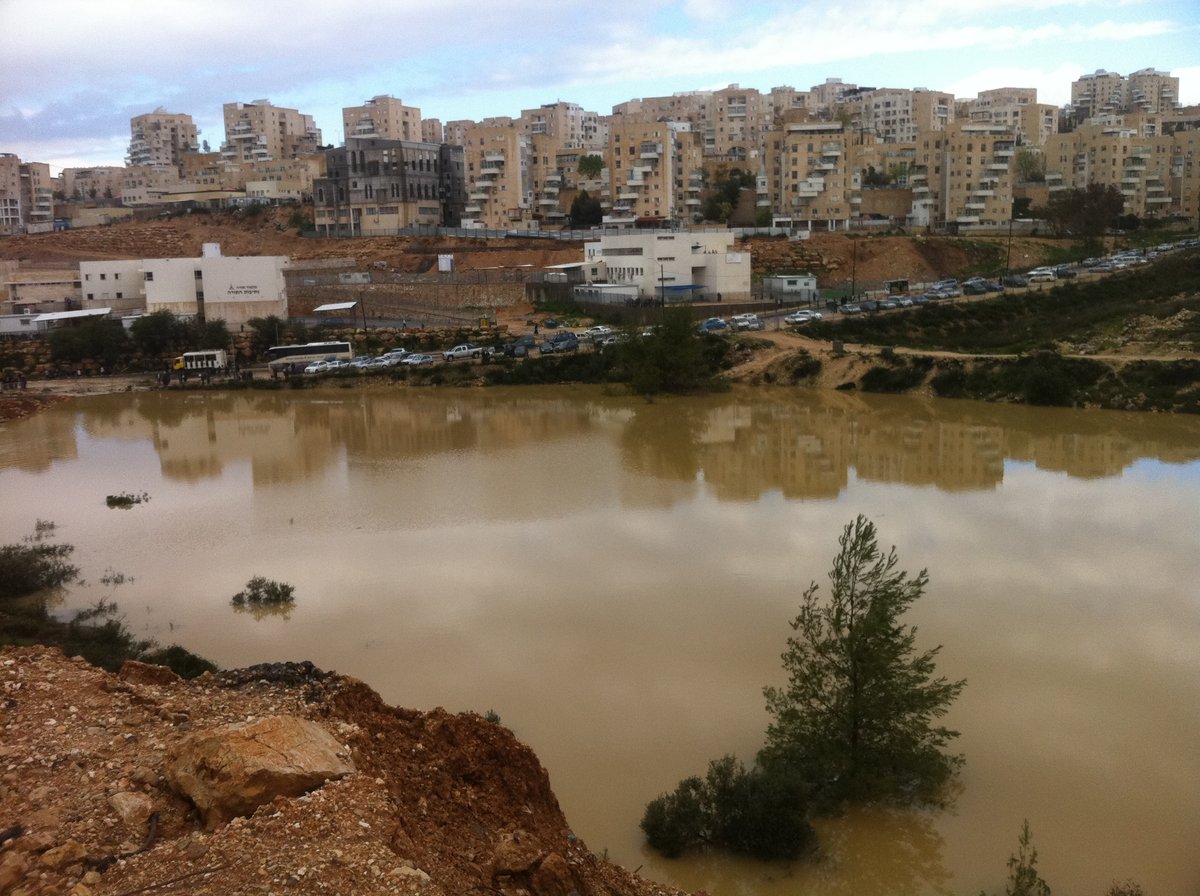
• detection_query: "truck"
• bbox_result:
[442,343,489,361]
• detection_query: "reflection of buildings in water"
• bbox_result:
[0,405,79,472]
[1017,432,1137,480]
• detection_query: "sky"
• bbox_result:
[2,0,1198,174]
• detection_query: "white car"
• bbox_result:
[303,360,331,374]
[731,313,765,331]
[1027,268,1057,282]
[584,325,613,340]
[442,344,484,361]
[784,310,823,324]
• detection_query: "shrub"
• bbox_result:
[231,576,295,607]
[641,756,815,860]
[0,522,79,600]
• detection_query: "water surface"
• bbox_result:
[2,386,1197,896]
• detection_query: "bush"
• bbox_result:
[641,756,815,860]
[860,357,932,393]
[231,576,295,607]
[0,521,79,600]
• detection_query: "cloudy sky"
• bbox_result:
[2,0,1197,173]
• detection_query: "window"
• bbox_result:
[194,270,202,279]
[145,272,153,281]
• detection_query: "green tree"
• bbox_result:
[1015,147,1045,183]
[1037,182,1124,239]
[569,189,603,227]
[1003,820,1051,896]
[618,306,718,394]
[577,154,604,178]
[130,310,188,356]
[246,315,287,355]
[47,318,128,367]
[761,515,965,808]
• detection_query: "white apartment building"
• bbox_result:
[579,230,750,303]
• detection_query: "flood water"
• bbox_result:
[2,385,1198,896]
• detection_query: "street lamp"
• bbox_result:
[850,237,858,301]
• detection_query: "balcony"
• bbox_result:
[987,162,1009,171]
[639,142,662,158]
[965,201,987,210]
[469,191,489,201]
[955,215,981,224]
[822,143,842,156]
[464,204,483,214]
[538,197,559,207]
[618,190,640,201]
[484,152,505,163]
[1146,195,1171,204]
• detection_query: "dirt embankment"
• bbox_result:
[0,647,684,896]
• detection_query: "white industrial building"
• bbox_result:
[579,231,750,304]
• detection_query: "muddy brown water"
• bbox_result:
[2,386,1198,896]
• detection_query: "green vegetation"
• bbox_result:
[999,821,1051,896]
[130,310,229,356]
[106,491,150,509]
[702,166,756,223]
[1035,182,1124,241]
[1,523,216,677]
[642,517,963,860]
[861,355,933,393]
[809,252,1200,355]
[568,190,603,227]
[231,575,295,608]
[641,756,815,860]
[577,154,604,179]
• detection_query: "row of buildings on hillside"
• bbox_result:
[3,69,1197,237]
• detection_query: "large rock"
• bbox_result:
[166,715,354,828]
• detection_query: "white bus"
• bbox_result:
[265,341,354,374]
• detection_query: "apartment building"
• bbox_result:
[851,88,954,145]
[312,138,464,235]
[220,100,323,165]
[121,166,184,206]
[19,162,54,232]
[762,120,852,231]
[421,119,444,144]
[606,119,704,224]
[1071,70,1127,120]
[1126,69,1181,115]
[1043,125,1178,220]
[342,96,423,142]
[61,167,127,201]
[126,109,199,169]
[961,88,1058,146]
[459,122,533,229]
[519,101,605,150]
[934,122,1017,228]
[0,154,22,235]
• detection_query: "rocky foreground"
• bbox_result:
[0,647,685,896]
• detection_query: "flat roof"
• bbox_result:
[545,262,586,270]
[33,308,112,322]
[312,301,358,312]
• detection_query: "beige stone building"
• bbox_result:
[1126,68,1181,115]
[127,109,199,169]
[1071,70,1127,120]
[852,88,955,145]
[343,96,423,142]
[460,122,533,229]
[935,122,1016,228]
[519,102,605,150]
[19,161,54,232]
[762,120,852,230]
[1,154,24,235]
[220,100,323,165]
[961,88,1058,146]
[61,167,127,201]
[606,119,704,224]
[1043,125,1179,220]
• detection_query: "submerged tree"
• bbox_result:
[761,515,965,808]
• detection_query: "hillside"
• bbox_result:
[0,646,684,896]
[0,207,1070,285]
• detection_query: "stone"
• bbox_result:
[166,715,355,828]
[492,829,543,876]
[38,839,86,868]
[532,852,576,896]
[119,660,180,686]
[0,850,30,894]
[108,791,154,830]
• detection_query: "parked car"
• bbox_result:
[539,331,579,353]
[1027,268,1057,283]
[1001,274,1028,288]
[784,310,822,324]
[401,353,435,366]
[303,360,331,374]
[962,278,990,295]
[731,313,765,331]
[583,325,614,340]
[443,343,485,361]
[502,334,539,357]
[697,317,729,333]
[837,303,862,314]
[1052,265,1077,279]
[542,318,560,329]
[1091,261,1116,273]
[878,299,899,310]
[897,296,915,307]
[860,300,880,312]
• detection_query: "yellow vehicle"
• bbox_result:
[172,350,228,372]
